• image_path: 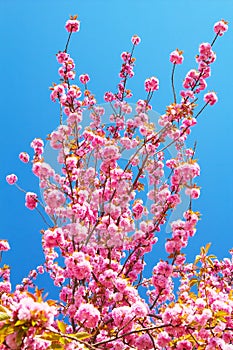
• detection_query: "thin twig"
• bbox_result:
[64,31,73,53]
[171,63,177,103]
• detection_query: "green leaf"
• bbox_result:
[14,319,27,327]
[194,255,201,265]
[57,320,67,334]
[206,258,214,267]
[215,310,228,317]
[40,332,61,341]
[208,254,217,259]
[205,242,211,253]
[0,323,14,334]
[73,332,92,340]
[0,334,6,344]
[0,305,9,313]
[0,312,10,321]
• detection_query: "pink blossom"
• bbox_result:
[6,174,18,185]
[30,137,44,157]
[144,76,159,92]
[79,73,90,84]
[30,137,44,149]
[214,19,228,36]
[14,295,57,327]
[50,83,66,101]
[102,144,120,160]
[65,17,80,33]
[185,186,200,199]
[121,51,131,62]
[204,91,218,105]
[63,223,87,243]
[170,49,184,64]
[5,332,18,350]
[0,240,10,251]
[0,281,11,294]
[165,239,176,254]
[132,200,144,220]
[58,59,76,80]
[19,152,30,163]
[49,125,71,149]
[65,251,92,280]
[45,189,66,209]
[32,161,55,178]
[37,265,44,274]
[131,301,148,317]
[104,91,115,102]
[206,337,226,349]
[25,192,38,210]
[198,61,211,78]
[131,34,141,46]
[157,331,171,347]
[75,303,100,328]
[136,334,153,349]
[136,99,148,113]
[183,69,200,89]
[198,42,216,63]
[176,340,192,349]
[112,306,134,328]
[43,227,64,248]
[196,308,212,326]
[56,51,70,63]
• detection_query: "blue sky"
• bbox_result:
[1,0,233,295]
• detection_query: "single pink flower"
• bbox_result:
[104,91,115,102]
[19,152,30,163]
[75,303,100,328]
[132,200,144,220]
[0,240,10,251]
[131,34,141,46]
[65,16,80,33]
[214,19,228,36]
[185,187,200,199]
[25,192,38,210]
[79,74,90,84]
[176,340,192,350]
[204,91,218,105]
[170,49,184,64]
[56,51,70,63]
[6,174,18,185]
[144,76,159,92]
[5,332,18,350]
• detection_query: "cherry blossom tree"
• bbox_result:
[1,15,232,350]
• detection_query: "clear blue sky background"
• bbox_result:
[1,0,233,297]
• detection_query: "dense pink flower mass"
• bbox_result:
[1,14,231,350]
